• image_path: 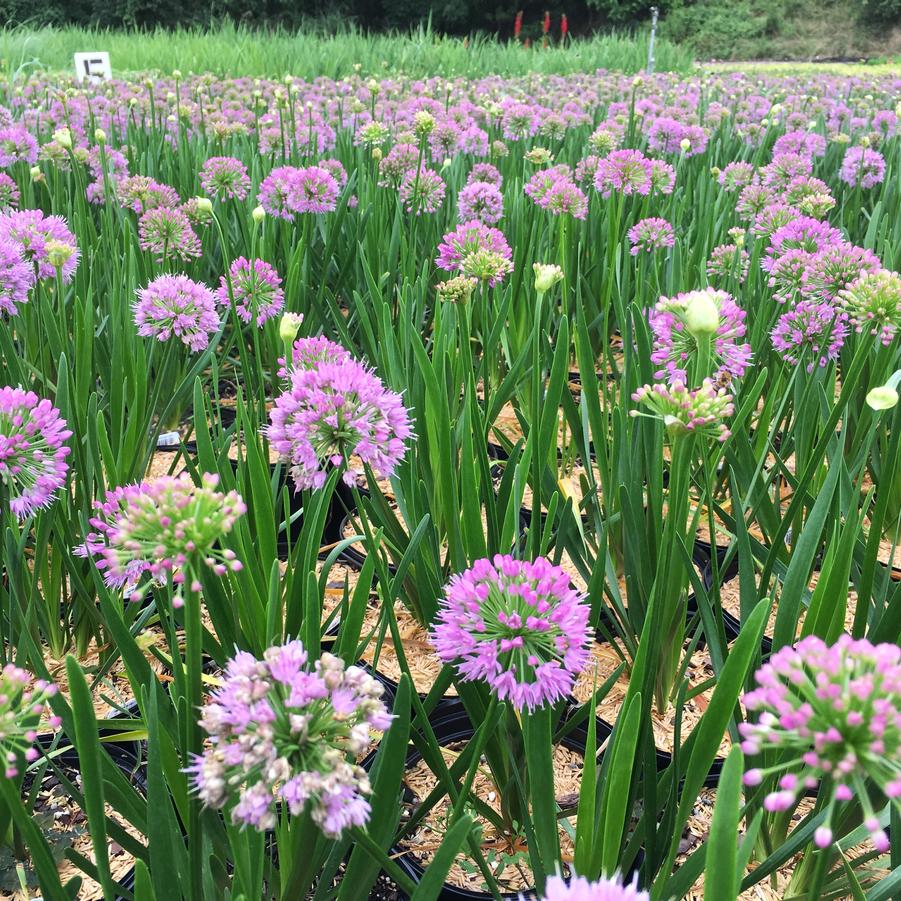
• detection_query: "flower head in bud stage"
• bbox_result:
[267,357,412,491]
[538,873,649,901]
[0,238,34,315]
[588,123,622,155]
[199,156,251,201]
[0,387,71,519]
[138,207,202,264]
[0,665,60,778]
[627,218,675,256]
[277,336,352,380]
[217,257,284,327]
[840,146,887,189]
[431,555,592,712]
[0,173,21,210]
[435,221,513,288]
[867,385,899,411]
[436,275,478,303]
[76,473,245,606]
[740,635,901,853]
[187,643,391,836]
[398,167,446,215]
[706,243,750,285]
[735,184,776,221]
[631,380,734,442]
[649,290,751,383]
[839,269,901,346]
[751,203,802,239]
[134,274,221,352]
[251,205,265,223]
[457,180,503,225]
[771,301,848,372]
[533,263,564,294]
[0,209,79,282]
[355,121,391,148]
[524,147,554,165]
[377,143,419,188]
[413,110,436,137]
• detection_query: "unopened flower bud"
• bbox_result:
[94,128,106,144]
[683,290,721,337]
[52,127,72,149]
[279,312,304,343]
[533,263,564,294]
[251,205,265,223]
[866,385,899,411]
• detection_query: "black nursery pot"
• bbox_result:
[25,742,147,901]
[387,705,603,901]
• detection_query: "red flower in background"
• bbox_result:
[560,13,569,40]
[513,10,523,40]
[542,10,551,34]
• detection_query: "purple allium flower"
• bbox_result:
[718,161,756,192]
[764,216,844,272]
[771,301,848,371]
[430,555,591,712]
[399,167,446,215]
[840,146,887,189]
[0,239,34,315]
[801,243,882,302]
[291,165,340,214]
[574,154,602,185]
[435,220,513,287]
[199,156,251,201]
[647,116,707,156]
[706,243,750,284]
[378,143,419,188]
[188,643,390,836]
[839,269,901,345]
[767,249,815,305]
[594,150,653,198]
[628,218,675,255]
[0,386,71,519]
[138,207,202,263]
[114,175,180,215]
[0,209,79,282]
[750,203,800,239]
[467,162,502,187]
[784,176,833,211]
[318,158,348,189]
[524,166,571,206]
[277,336,353,380]
[587,123,621,155]
[539,873,649,901]
[457,179,503,225]
[542,179,589,219]
[0,665,60,778]
[217,257,284,326]
[77,473,245,606]
[650,290,751,383]
[134,274,221,352]
[759,152,813,190]
[772,130,827,159]
[0,173,20,210]
[0,126,37,167]
[267,357,412,490]
[740,635,901,853]
[257,166,300,220]
[736,183,776,221]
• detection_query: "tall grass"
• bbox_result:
[0,20,694,80]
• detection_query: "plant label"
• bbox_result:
[74,52,112,83]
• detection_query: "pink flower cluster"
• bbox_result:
[0,209,79,282]
[0,664,60,778]
[628,217,675,255]
[524,166,588,219]
[74,472,245,605]
[188,643,392,836]
[217,257,284,326]
[0,238,34,315]
[430,555,592,712]
[631,380,734,443]
[134,274,221,351]
[435,220,513,287]
[0,386,71,519]
[267,355,412,490]
[257,165,340,219]
[741,635,901,853]
[770,301,848,371]
[540,874,648,901]
[277,335,352,380]
[199,156,251,201]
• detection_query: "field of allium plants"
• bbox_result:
[0,59,899,901]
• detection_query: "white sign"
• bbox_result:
[74,52,112,83]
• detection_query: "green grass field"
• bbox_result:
[0,21,694,81]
